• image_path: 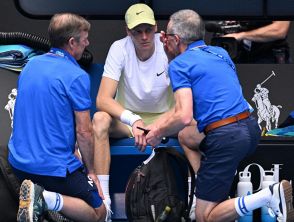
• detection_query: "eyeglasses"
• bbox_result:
[163,32,178,41]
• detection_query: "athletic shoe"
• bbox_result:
[17,179,47,222]
[103,199,113,222]
[268,180,294,222]
[47,211,73,222]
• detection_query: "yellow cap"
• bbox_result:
[125,3,156,29]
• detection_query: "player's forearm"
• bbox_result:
[96,97,125,119]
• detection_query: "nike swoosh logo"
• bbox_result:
[136,11,144,15]
[156,71,165,76]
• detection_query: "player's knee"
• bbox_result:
[92,111,112,133]
[195,211,210,222]
[94,205,107,222]
[178,129,204,150]
[178,129,187,145]
[178,130,195,148]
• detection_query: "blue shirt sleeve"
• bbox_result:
[69,74,92,111]
[169,59,192,92]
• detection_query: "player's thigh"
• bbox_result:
[109,118,133,138]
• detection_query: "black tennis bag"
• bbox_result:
[125,147,195,222]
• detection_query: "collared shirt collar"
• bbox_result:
[187,40,206,51]
[49,48,79,67]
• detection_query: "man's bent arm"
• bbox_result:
[224,21,290,42]
[146,88,193,146]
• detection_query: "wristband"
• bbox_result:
[120,110,142,126]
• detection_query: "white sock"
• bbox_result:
[43,190,63,211]
[97,175,111,205]
[235,187,271,216]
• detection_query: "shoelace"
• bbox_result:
[268,207,276,217]
[268,205,283,221]
[103,200,113,221]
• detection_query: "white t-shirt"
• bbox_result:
[103,34,174,113]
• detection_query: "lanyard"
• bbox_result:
[191,45,236,71]
[49,48,79,67]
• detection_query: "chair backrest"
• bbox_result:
[87,63,104,118]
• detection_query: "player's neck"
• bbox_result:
[136,44,155,61]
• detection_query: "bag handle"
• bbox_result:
[156,147,195,221]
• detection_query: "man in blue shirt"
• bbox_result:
[9,13,109,222]
[146,9,294,222]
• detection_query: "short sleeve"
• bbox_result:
[103,41,125,81]
[169,59,192,92]
[69,73,92,111]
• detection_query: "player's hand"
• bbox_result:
[132,120,147,152]
[145,124,162,147]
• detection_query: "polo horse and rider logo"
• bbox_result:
[251,71,282,131]
[4,88,17,128]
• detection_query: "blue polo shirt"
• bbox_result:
[169,40,249,133]
[8,48,92,177]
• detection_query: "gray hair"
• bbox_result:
[168,9,205,45]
